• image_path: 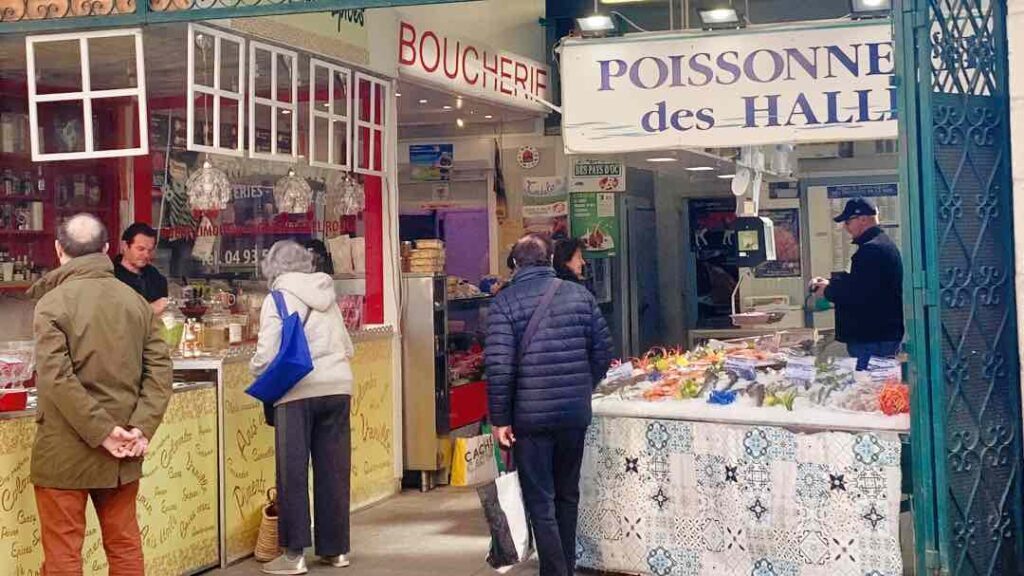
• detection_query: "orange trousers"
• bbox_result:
[34,481,144,576]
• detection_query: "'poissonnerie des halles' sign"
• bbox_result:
[560,21,896,154]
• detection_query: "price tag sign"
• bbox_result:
[867,357,902,384]
[784,356,818,385]
[724,357,758,381]
[605,361,634,383]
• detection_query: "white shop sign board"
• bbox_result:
[560,21,897,154]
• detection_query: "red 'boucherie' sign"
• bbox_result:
[398,19,550,113]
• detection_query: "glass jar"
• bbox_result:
[158,301,186,350]
[203,305,231,353]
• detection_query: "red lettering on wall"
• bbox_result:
[462,46,480,86]
[499,56,513,95]
[420,31,441,73]
[482,52,499,92]
[513,61,528,94]
[442,38,461,80]
[536,69,549,98]
[398,22,417,66]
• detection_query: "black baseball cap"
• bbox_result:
[833,197,878,223]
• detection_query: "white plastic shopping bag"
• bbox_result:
[477,471,535,571]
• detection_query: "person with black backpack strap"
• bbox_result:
[485,234,613,576]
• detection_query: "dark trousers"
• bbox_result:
[274,394,351,556]
[514,428,587,576]
[847,340,901,370]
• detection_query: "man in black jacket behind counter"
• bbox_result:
[810,197,904,370]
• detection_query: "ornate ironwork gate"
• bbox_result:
[896,0,1024,573]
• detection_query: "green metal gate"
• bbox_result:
[895,0,1024,574]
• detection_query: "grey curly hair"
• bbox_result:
[262,239,315,286]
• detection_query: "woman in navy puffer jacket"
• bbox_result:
[485,234,612,576]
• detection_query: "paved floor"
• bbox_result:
[209,487,548,576]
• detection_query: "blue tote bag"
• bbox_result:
[245,291,314,404]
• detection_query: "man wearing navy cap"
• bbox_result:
[810,197,904,370]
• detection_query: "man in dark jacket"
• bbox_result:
[811,197,904,370]
[486,234,612,576]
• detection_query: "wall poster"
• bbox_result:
[756,208,802,278]
[570,192,619,257]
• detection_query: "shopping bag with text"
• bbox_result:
[450,433,499,487]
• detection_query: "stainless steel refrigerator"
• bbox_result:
[400,273,449,490]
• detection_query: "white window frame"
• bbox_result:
[353,72,388,177]
[25,29,149,162]
[248,40,298,161]
[308,58,352,171]
[187,24,246,157]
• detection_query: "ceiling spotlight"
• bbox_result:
[281,109,291,115]
[646,157,678,163]
[456,97,464,110]
[849,0,891,18]
[686,166,715,171]
[443,105,453,110]
[396,92,402,97]
[418,98,428,105]
[698,5,743,30]
[484,114,494,119]
[576,14,616,37]
[456,118,465,128]
[717,174,736,179]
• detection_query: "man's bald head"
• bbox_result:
[510,233,553,269]
[57,214,109,258]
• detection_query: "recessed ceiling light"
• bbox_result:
[646,157,678,163]
[456,97,464,110]
[718,174,736,179]
[418,99,428,104]
[443,105,453,110]
[396,92,402,97]
[685,166,715,171]
[456,118,465,128]
[484,114,494,119]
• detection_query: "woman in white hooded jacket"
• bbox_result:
[251,240,354,575]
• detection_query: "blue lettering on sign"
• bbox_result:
[595,40,897,135]
[826,183,899,198]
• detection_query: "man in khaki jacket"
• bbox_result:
[31,213,173,575]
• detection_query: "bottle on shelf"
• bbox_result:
[2,169,15,196]
[72,174,86,205]
[0,250,13,284]
[87,175,101,206]
[21,171,34,197]
[36,166,45,197]
[56,176,70,206]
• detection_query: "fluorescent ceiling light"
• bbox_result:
[418,99,428,104]
[685,166,715,171]
[718,174,736,179]
[850,0,890,17]
[395,92,402,97]
[456,98,464,110]
[484,114,494,119]
[646,157,678,163]
[699,8,740,25]
[576,15,615,33]
[456,118,465,128]
[443,105,453,110]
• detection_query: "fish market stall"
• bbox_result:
[577,332,910,576]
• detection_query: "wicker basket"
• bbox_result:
[254,488,280,562]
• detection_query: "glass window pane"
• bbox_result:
[332,71,348,118]
[219,97,240,150]
[313,116,329,164]
[39,100,85,154]
[356,125,370,169]
[254,48,272,100]
[253,103,272,154]
[192,31,216,89]
[33,40,82,95]
[314,65,329,108]
[357,78,372,122]
[192,92,215,147]
[88,35,138,91]
[93,96,139,151]
[219,38,242,93]
[332,120,348,167]
[374,82,385,125]
[373,128,383,171]
[276,108,293,155]
[277,54,293,103]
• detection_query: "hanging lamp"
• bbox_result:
[186,159,232,213]
[274,168,313,214]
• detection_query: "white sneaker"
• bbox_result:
[262,553,308,575]
[321,554,350,568]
